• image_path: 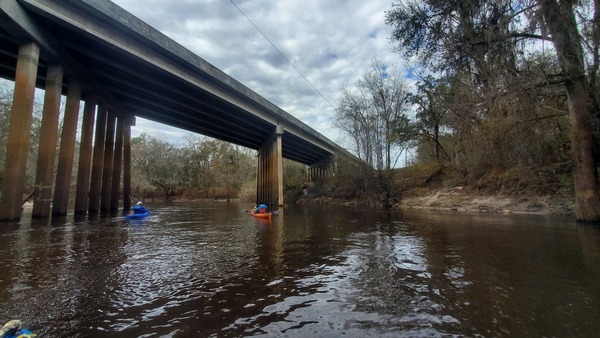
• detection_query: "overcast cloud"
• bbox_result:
[110,0,403,147]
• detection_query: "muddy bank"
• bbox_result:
[298,188,575,216]
[397,188,575,215]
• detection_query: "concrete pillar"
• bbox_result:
[256,145,265,204]
[268,138,275,203]
[88,103,107,212]
[52,80,81,216]
[255,152,260,204]
[100,112,115,211]
[257,142,270,204]
[275,127,284,206]
[256,126,284,206]
[305,165,309,183]
[0,42,40,221]
[32,64,63,218]
[123,122,132,212]
[110,117,123,211]
[74,96,97,214]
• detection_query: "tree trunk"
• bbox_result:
[540,0,600,222]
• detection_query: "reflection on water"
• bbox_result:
[0,203,599,337]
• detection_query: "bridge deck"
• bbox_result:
[0,0,348,164]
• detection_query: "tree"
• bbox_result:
[386,0,600,222]
[212,143,255,202]
[336,59,413,171]
[537,0,600,221]
[180,136,256,200]
[181,135,215,192]
[131,133,183,200]
[411,76,452,163]
[335,59,413,206]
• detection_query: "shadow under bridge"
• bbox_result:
[0,0,353,221]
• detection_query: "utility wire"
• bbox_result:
[229,0,336,110]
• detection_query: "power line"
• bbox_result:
[229,0,336,110]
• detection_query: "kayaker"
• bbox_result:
[254,203,268,214]
[0,319,35,337]
[132,201,149,214]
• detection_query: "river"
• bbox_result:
[0,202,598,337]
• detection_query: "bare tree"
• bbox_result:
[335,59,413,206]
[336,60,413,171]
[386,0,600,222]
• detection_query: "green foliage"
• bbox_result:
[131,134,257,201]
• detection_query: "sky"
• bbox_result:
[109,0,405,148]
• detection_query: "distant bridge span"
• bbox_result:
[0,0,354,220]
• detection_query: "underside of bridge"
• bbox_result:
[0,0,352,221]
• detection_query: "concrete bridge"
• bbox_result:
[0,0,353,221]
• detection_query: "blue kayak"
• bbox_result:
[6,328,34,338]
[125,211,151,221]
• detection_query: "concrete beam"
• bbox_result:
[2,0,132,122]
[0,0,60,62]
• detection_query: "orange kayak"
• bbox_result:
[250,210,272,219]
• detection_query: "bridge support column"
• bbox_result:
[100,112,115,211]
[110,116,124,211]
[123,120,132,213]
[89,103,108,212]
[256,126,284,206]
[0,42,39,221]
[74,96,97,214]
[52,80,81,216]
[32,64,63,218]
[306,156,336,183]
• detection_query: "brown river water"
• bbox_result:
[0,202,599,337]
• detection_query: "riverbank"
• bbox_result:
[329,163,574,216]
[298,188,575,216]
[396,188,575,215]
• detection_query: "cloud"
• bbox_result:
[111,0,402,147]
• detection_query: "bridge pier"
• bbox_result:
[32,64,63,218]
[88,103,107,213]
[123,122,132,213]
[100,112,116,212]
[306,156,337,182]
[0,42,135,221]
[256,126,284,206]
[110,117,124,211]
[0,42,40,221]
[74,96,97,214]
[52,80,81,216]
